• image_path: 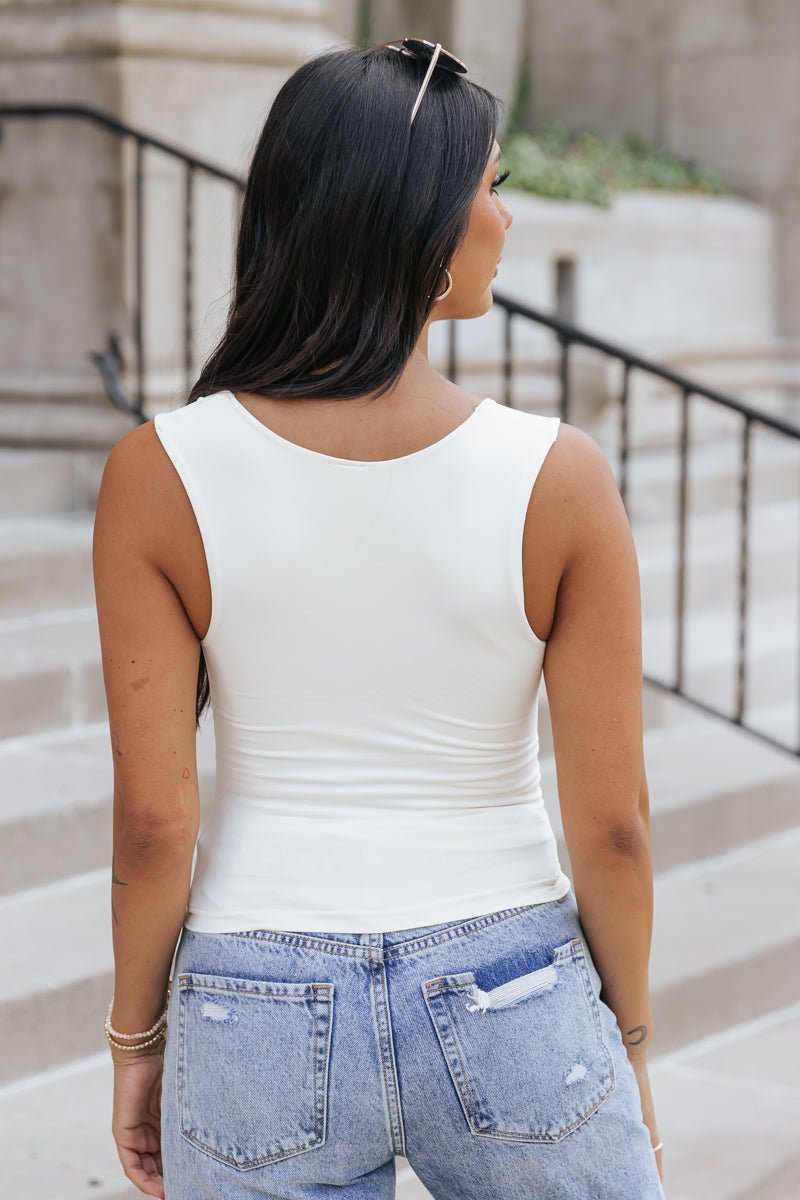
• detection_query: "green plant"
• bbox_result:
[500,122,727,207]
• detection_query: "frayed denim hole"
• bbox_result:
[200,998,239,1024]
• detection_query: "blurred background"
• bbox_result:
[1,2,799,1197]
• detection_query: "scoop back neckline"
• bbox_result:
[220,389,493,467]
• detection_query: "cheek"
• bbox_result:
[461,199,503,269]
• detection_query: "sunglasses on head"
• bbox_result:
[382,38,469,124]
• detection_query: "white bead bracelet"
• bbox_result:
[104,1025,166,1052]
[105,989,170,1042]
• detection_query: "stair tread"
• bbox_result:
[540,702,800,815]
[0,870,113,1006]
[642,590,798,659]
[650,826,800,991]
[0,606,100,673]
[0,512,94,547]
[0,1054,137,1199]
[633,496,799,564]
[0,720,216,824]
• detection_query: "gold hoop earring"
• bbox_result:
[434,268,453,302]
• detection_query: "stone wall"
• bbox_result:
[333,1,800,358]
[0,0,338,442]
[523,1,800,350]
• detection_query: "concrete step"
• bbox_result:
[649,826,800,1054]
[647,1000,800,1200]
[0,513,95,618]
[0,607,104,739]
[0,719,217,896]
[0,396,133,450]
[0,447,106,517]
[0,1054,139,1200]
[0,869,115,1086]
[641,590,799,728]
[634,495,799,620]
[539,705,800,876]
[623,434,799,523]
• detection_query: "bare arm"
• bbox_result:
[541,424,654,1058]
[93,423,201,1038]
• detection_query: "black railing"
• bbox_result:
[2,104,798,758]
[447,304,800,759]
[0,103,241,422]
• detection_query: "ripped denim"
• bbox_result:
[161,888,667,1199]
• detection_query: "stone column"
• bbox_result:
[0,1,339,445]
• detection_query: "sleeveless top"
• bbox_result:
[153,389,572,933]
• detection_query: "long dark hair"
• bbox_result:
[189,43,503,726]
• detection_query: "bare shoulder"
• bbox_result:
[541,419,618,496]
[532,418,627,566]
[96,419,192,560]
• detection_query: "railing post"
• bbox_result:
[503,308,513,408]
[134,138,146,415]
[184,163,195,393]
[674,387,691,695]
[735,416,752,724]
[619,361,631,510]
[558,333,571,424]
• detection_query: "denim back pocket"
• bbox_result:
[176,971,334,1169]
[422,937,615,1142]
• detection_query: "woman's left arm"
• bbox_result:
[93,424,202,1195]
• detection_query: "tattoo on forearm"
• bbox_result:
[111,844,127,927]
[112,848,128,888]
[110,729,127,927]
[626,1025,648,1046]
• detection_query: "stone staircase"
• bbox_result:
[1,430,799,1200]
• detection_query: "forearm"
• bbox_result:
[110,823,196,1034]
[567,813,655,1057]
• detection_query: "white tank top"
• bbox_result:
[153,389,572,933]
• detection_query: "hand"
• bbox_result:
[626,1052,664,1185]
[111,1052,165,1198]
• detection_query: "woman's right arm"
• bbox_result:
[540,423,656,1061]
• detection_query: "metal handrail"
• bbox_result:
[0,103,240,182]
[0,103,243,420]
[2,103,798,757]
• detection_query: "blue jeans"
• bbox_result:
[161,888,666,1198]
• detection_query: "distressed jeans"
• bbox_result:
[161,888,667,1198]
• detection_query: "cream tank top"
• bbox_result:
[153,389,572,933]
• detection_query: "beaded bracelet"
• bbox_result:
[104,1025,167,1052]
[105,990,170,1042]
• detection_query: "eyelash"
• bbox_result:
[491,168,511,193]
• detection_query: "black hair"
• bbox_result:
[188,42,503,725]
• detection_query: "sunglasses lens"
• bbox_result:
[399,37,468,75]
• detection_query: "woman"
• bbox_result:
[93,38,665,1200]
